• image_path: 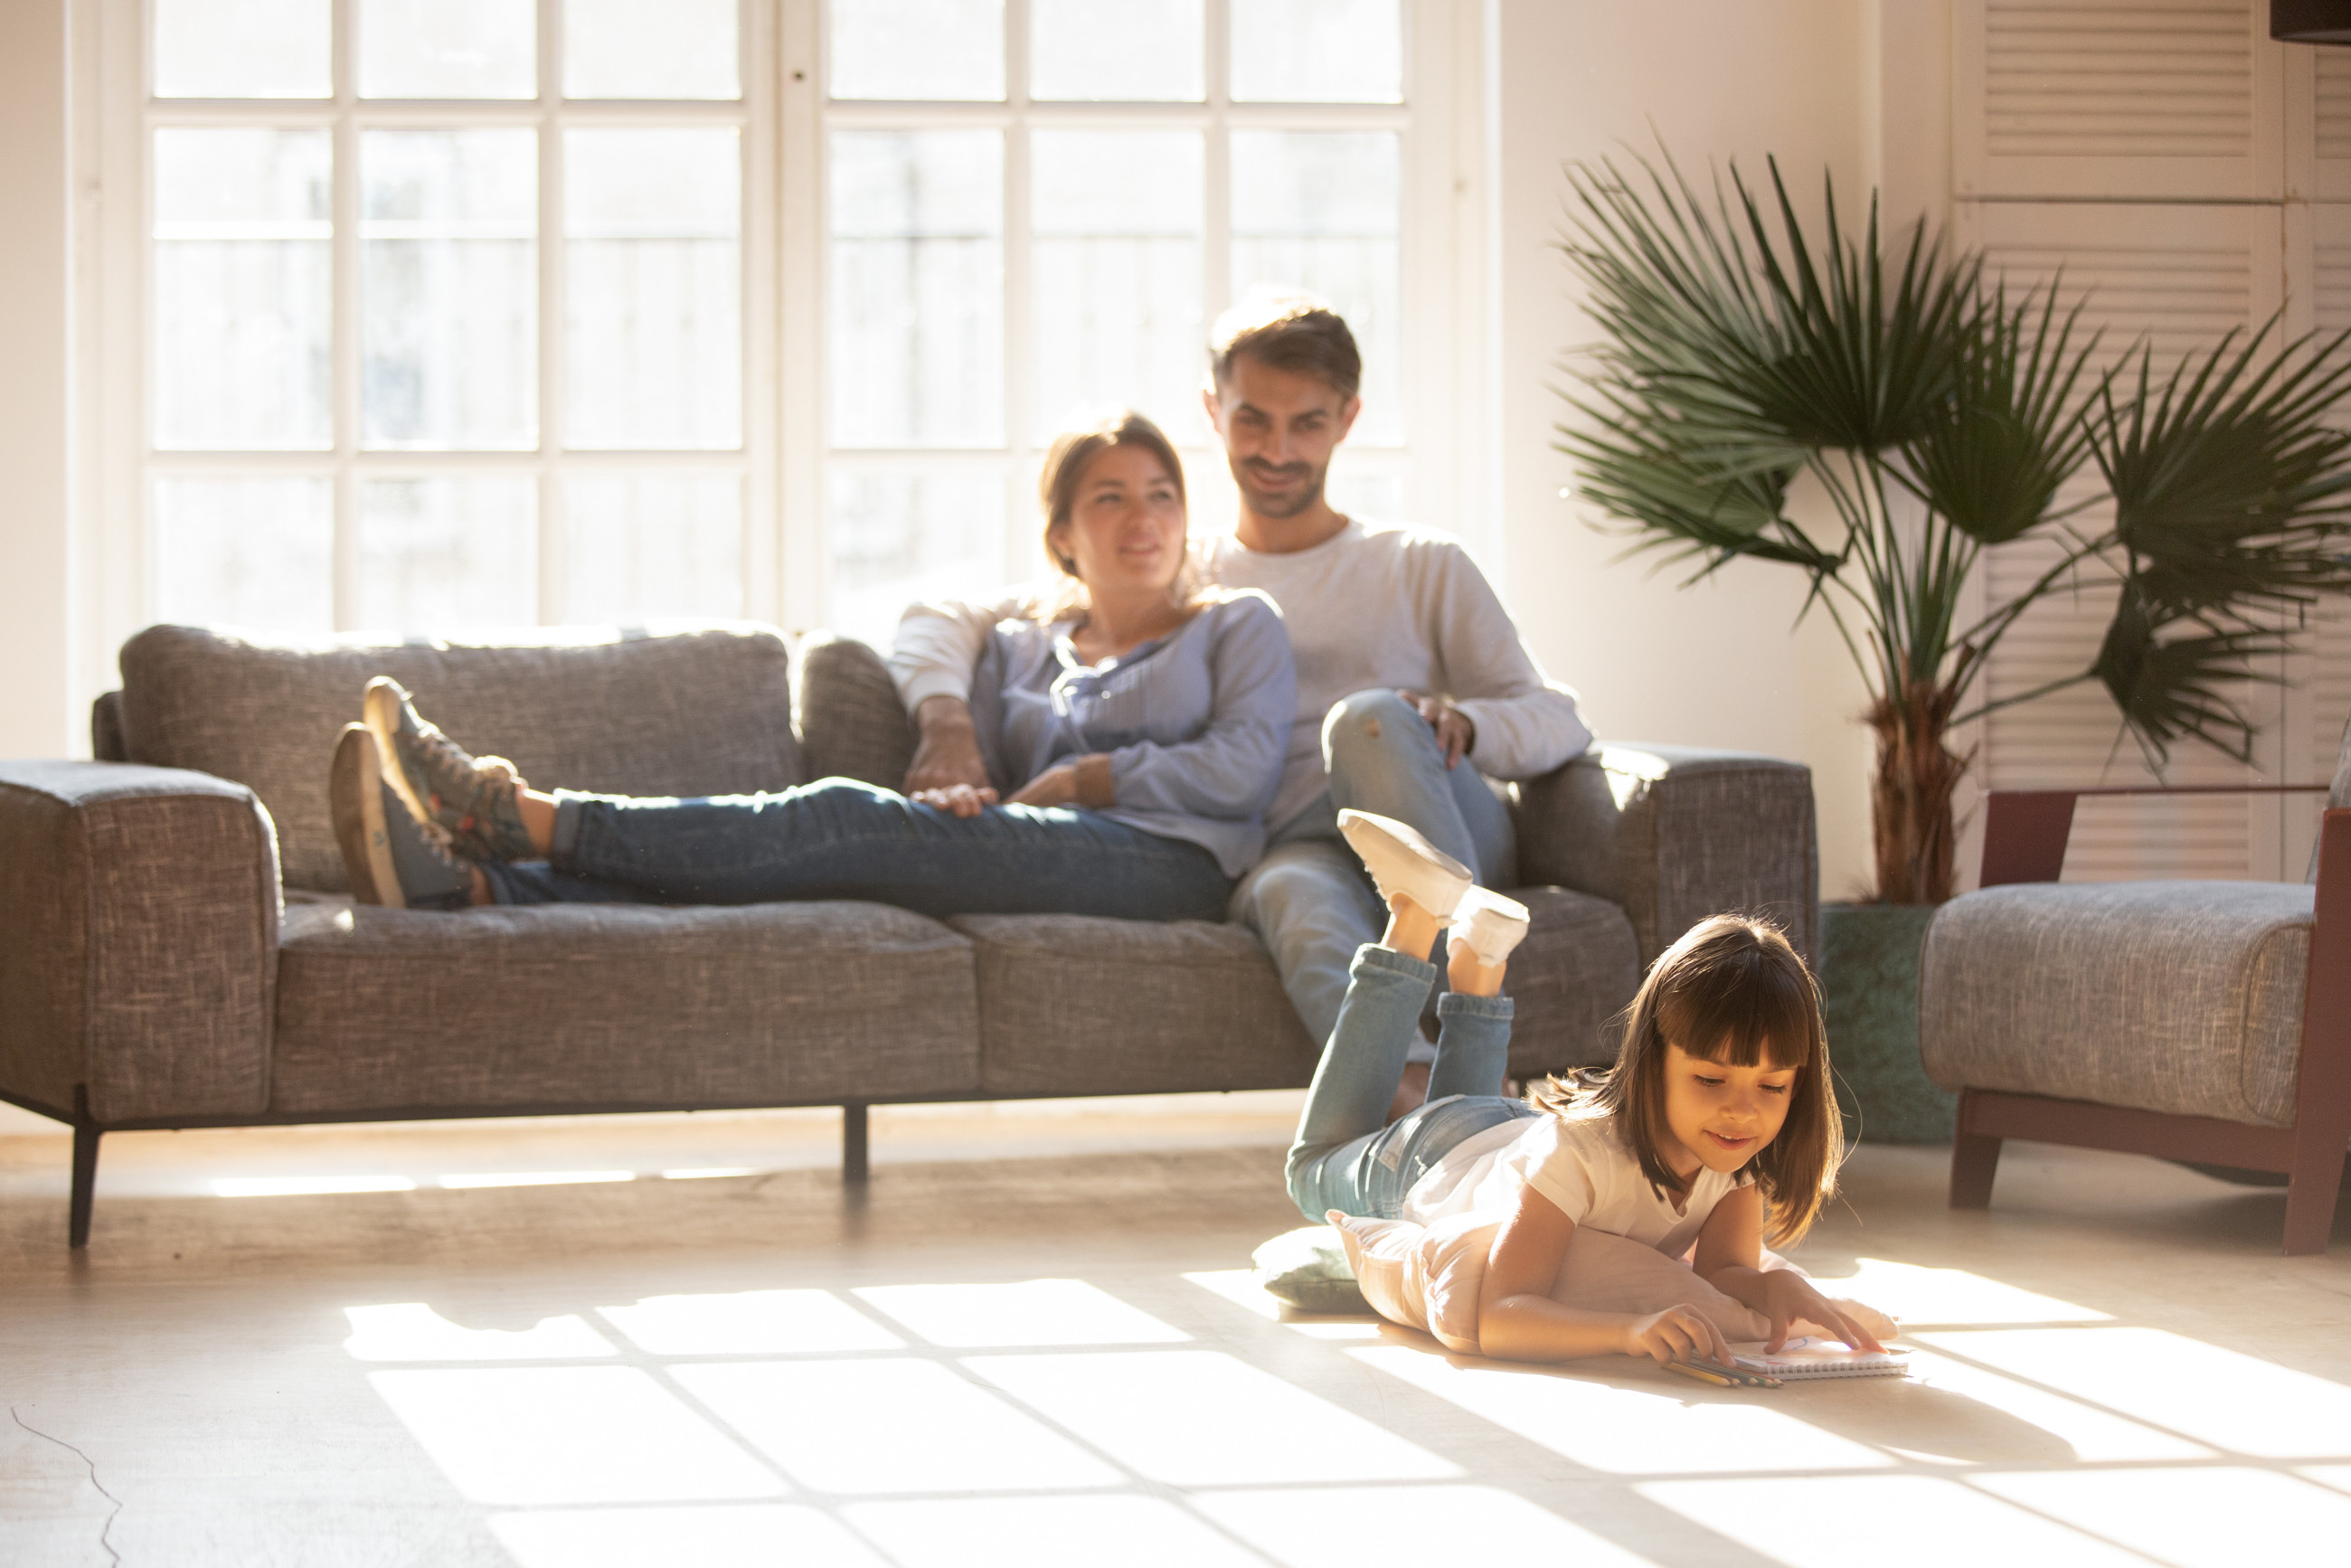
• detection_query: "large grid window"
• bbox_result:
[141,0,766,635]
[117,1,1440,653]
[818,0,1413,648]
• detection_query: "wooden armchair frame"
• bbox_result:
[1950,786,2351,1255]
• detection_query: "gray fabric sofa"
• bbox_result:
[0,622,1820,1246]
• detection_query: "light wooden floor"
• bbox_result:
[5,1097,2349,1567]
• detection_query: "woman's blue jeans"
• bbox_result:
[477,776,1233,922]
[1286,944,1537,1222]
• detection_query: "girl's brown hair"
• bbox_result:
[1032,409,1206,623]
[1530,913,1842,1245]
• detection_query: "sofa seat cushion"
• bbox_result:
[119,623,802,894]
[1496,886,1643,1077]
[271,900,976,1114]
[1920,881,2315,1127]
[953,914,1318,1097]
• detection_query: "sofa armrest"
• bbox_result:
[0,761,279,1125]
[1514,743,1818,966]
[793,632,915,790]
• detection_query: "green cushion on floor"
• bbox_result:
[1252,1224,1368,1313]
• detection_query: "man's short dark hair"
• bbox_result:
[1208,292,1361,402]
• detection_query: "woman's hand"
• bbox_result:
[1757,1270,1887,1355]
[1622,1305,1734,1369]
[911,783,999,818]
[1005,764,1077,809]
[905,696,994,794]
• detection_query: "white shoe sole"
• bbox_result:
[1336,808,1473,922]
[1451,886,1531,964]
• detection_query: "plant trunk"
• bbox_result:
[1866,680,1969,904]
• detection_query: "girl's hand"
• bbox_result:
[1760,1271,1886,1355]
[1622,1305,1733,1369]
[1005,765,1076,809]
[911,783,999,818]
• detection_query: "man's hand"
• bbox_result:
[1396,689,1477,770]
[905,694,992,794]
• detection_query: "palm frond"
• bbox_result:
[2090,581,2284,766]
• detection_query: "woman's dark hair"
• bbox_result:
[1530,913,1841,1245]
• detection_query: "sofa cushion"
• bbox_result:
[119,623,802,893]
[1919,880,2315,1127]
[271,899,975,1113]
[1497,886,1643,1077]
[794,632,915,789]
[953,913,1319,1097]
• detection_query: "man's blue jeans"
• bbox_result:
[478,776,1232,922]
[1286,943,1537,1221]
[1231,688,1518,1051]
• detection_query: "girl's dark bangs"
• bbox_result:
[1663,959,1813,1068]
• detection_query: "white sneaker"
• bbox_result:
[1336,808,1474,923]
[1450,886,1532,965]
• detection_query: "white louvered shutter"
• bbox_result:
[1959,200,2290,880]
[1955,0,2282,201]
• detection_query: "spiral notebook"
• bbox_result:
[1733,1337,1911,1381]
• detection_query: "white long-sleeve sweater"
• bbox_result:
[890,519,1595,833]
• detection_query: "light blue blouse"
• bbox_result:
[967,590,1296,877]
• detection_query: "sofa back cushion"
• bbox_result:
[118,623,802,893]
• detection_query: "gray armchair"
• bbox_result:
[1918,721,2351,1254]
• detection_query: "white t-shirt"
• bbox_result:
[1401,1111,1742,1260]
[888,519,1592,834]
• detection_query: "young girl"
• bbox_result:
[1290,810,1888,1367]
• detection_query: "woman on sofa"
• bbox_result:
[329,410,1296,923]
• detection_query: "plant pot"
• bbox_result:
[1819,902,1955,1145]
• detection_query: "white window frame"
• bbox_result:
[83,0,780,667]
[78,0,1488,698]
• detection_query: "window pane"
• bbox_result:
[358,477,537,630]
[1031,129,1203,440]
[565,0,739,99]
[155,0,331,98]
[565,476,742,622]
[361,129,537,449]
[829,131,1004,448]
[826,468,1006,652]
[154,478,335,632]
[829,0,1004,101]
[154,129,332,450]
[1231,0,1402,103]
[1232,130,1401,444]
[566,128,741,449]
[1031,0,1203,102]
[1328,467,1403,524]
[359,0,536,99]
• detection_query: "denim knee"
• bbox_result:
[1321,687,1428,768]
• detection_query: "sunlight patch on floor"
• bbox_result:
[1897,1350,2211,1463]
[368,1366,787,1506]
[1640,1474,2156,1568]
[1194,1485,1666,1567]
[344,1303,617,1362]
[1915,1327,2351,1458]
[491,1504,884,1568]
[842,1495,1265,1568]
[854,1279,1191,1347]
[1351,1346,1891,1475]
[1812,1258,2111,1327]
[596,1289,905,1355]
[1974,1466,2351,1568]
[438,1170,637,1189]
[1182,1268,1284,1321]
[968,1350,1462,1486]
[211,1174,418,1196]
[669,1358,1122,1494]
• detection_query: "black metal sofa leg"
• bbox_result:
[69,1093,101,1248]
[842,1102,869,1185]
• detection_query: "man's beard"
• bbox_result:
[1235,458,1327,520]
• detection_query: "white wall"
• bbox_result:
[1488,0,1950,901]
[0,0,76,763]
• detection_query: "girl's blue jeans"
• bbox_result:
[477,776,1232,923]
[1286,944,1538,1222]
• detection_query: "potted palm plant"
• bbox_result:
[1556,151,2351,1138]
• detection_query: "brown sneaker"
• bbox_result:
[329,724,473,910]
[361,676,536,863]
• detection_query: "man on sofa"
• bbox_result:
[890,296,1592,1113]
